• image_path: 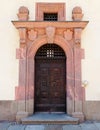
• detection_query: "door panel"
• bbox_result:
[35,59,66,112]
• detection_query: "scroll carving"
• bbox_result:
[28,29,37,41]
[64,29,73,41]
[46,26,55,43]
[74,28,82,47]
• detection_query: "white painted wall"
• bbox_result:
[82,0,100,100]
[0,0,100,100]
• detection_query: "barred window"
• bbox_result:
[44,13,58,21]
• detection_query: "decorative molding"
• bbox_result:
[28,29,37,41]
[64,29,73,41]
[36,3,66,21]
[12,21,89,29]
[46,26,55,43]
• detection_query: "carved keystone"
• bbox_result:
[17,6,29,21]
[46,26,55,43]
[72,6,83,21]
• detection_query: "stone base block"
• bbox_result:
[72,112,84,123]
[16,111,29,123]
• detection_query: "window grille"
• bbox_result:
[44,13,58,21]
[35,44,66,59]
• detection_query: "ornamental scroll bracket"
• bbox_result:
[74,28,82,47]
[46,26,55,43]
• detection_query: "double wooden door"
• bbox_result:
[35,59,66,112]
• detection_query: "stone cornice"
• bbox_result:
[12,21,89,29]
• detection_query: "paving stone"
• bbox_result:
[0,122,12,130]
[80,123,98,130]
[45,125,62,130]
[94,123,100,130]
[1,122,100,130]
[25,125,45,130]
[8,124,25,130]
[63,125,81,130]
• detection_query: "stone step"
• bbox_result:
[21,113,79,125]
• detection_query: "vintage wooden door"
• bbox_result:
[35,44,66,112]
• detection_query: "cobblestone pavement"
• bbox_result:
[0,121,100,130]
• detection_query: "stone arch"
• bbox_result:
[28,35,73,59]
[27,35,74,114]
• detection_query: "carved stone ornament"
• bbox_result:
[28,29,37,41]
[64,29,73,41]
[17,6,29,21]
[72,6,83,21]
[46,26,55,43]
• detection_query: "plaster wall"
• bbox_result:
[0,0,100,101]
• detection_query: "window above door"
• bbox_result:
[36,3,66,21]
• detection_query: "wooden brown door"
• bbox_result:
[35,59,66,112]
[35,44,66,113]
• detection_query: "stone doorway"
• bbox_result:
[13,4,88,122]
[35,44,66,113]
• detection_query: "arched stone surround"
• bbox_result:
[28,35,74,114]
[12,5,88,120]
